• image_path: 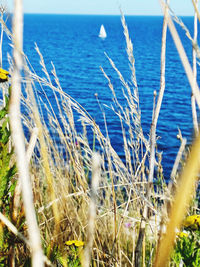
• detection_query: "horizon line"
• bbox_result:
[19,12,194,17]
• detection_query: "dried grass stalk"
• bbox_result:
[9,0,44,266]
[170,131,187,182]
[165,4,200,109]
[83,152,101,267]
[149,0,169,184]
[192,0,199,136]
[135,2,169,266]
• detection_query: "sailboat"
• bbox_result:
[99,24,107,38]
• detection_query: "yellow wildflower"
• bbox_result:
[0,68,9,83]
[0,68,9,75]
[74,240,84,247]
[177,231,189,238]
[183,215,200,230]
[65,240,84,247]
[65,240,74,246]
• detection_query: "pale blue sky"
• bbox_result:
[5,0,196,16]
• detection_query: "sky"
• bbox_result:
[5,0,196,16]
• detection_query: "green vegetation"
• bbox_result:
[0,89,18,266]
[172,215,200,266]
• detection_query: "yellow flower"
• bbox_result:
[65,240,84,247]
[183,215,200,230]
[65,240,74,246]
[74,240,84,247]
[0,68,9,75]
[0,68,9,83]
[177,231,188,238]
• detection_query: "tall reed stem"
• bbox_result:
[192,0,199,136]
[166,9,200,109]
[9,0,44,266]
[149,0,169,189]
[83,153,101,267]
[135,2,169,266]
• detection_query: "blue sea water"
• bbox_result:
[2,14,199,179]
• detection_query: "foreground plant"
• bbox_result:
[0,86,18,265]
[171,215,200,266]
[65,240,84,267]
[0,68,9,82]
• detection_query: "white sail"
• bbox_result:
[99,24,107,38]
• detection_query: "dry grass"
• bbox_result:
[0,1,200,266]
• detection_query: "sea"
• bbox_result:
[2,14,199,180]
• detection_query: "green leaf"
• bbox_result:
[57,256,68,266]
